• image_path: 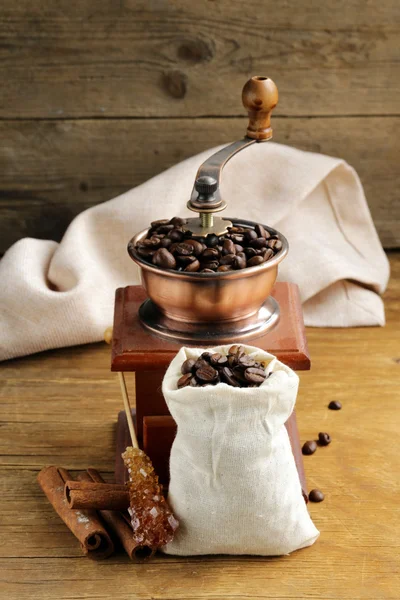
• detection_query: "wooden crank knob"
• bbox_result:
[242,76,278,141]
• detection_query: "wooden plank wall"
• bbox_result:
[0,0,399,252]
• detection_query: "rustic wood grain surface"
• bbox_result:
[0,253,399,599]
[0,0,399,252]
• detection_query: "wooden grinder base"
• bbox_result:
[112,284,310,496]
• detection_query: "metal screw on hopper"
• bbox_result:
[195,176,218,228]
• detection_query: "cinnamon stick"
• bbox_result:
[81,469,156,562]
[38,466,114,560]
[65,480,130,511]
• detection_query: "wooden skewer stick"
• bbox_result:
[118,372,138,450]
[103,327,138,449]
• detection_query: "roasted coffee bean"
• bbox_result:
[170,216,186,227]
[210,353,228,367]
[201,261,219,271]
[221,366,240,387]
[229,345,246,356]
[200,268,215,273]
[184,259,200,272]
[177,373,193,388]
[143,236,160,247]
[196,364,219,383]
[157,223,175,234]
[168,242,179,254]
[220,253,235,265]
[328,400,342,410]
[244,229,258,242]
[181,359,196,374]
[169,229,185,242]
[174,243,194,256]
[268,238,283,251]
[184,239,203,256]
[222,239,236,255]
[302,440,317,455]
[231,234,245,244]
[244,247,257,258]
[264,248,274,261]
[151,219,170,228]
[176,254,197,265]
[238,354,256,368]
[137,246,156,259]
[143,236,161,247]
[228,354,238,368]
[205,234,219,248]
[160,237,172,248]
[234,244,244,253]
[152,248,177,269]
[255,223,267,239]
[194,358,210,371]
[318,432,331,446]
[247,255,265,267]
[217,265,231,272]
[245,367,266,384]
[309,489,324,503]
[232,367,248,385]
[233,253,247,269]
[202,247,219,260]
[201,352,213,362]
[251,237,267,249]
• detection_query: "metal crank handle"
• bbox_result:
[186,76,278,234]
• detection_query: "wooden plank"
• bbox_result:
[0,551,398,599]
[0,254,399,598]
[0,1,399,119]
[2,0,400,29]
[0,116,398,252]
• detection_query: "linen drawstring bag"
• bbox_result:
[161,345,319,556]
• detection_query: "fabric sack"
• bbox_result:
[162,345,319,556]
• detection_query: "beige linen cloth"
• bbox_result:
[0,142,390,362]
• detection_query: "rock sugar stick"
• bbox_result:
[118,372,179,557]
[104,329,179,557]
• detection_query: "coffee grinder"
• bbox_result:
[110,76,309,496]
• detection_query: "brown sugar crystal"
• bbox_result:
[122,446,179,549]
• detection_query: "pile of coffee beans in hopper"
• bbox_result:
[134,217,283,272]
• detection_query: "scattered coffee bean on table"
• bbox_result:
[302,440,317,456]
[328,400,342,410]
[309,489,325,503]
[133,217,283,273]
[178,346,269,388]
[318,432,331,446]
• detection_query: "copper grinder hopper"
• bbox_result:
[128,76,288,344]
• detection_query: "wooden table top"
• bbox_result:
[1,254,399,600]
